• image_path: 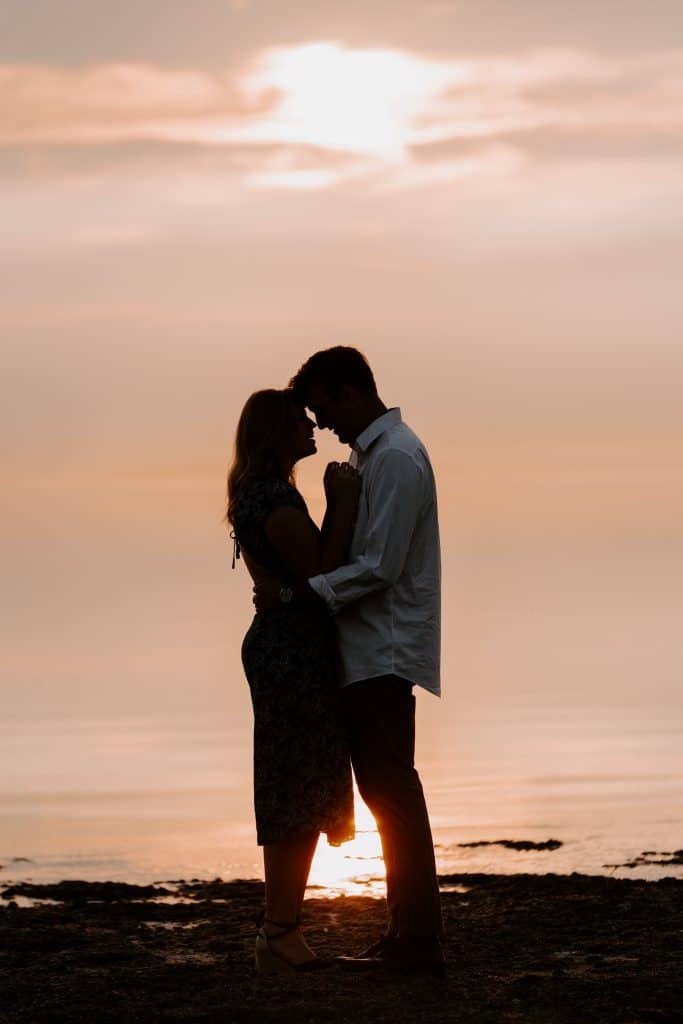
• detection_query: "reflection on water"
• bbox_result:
[307,800,386,896]
[1,710,681,894]
[1,791,681,897]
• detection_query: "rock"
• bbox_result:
[457,839,563,852]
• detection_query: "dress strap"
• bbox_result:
[229,530,241,570]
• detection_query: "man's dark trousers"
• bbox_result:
[341,675,443,939]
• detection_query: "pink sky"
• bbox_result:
[1,1,682,731]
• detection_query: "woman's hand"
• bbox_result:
[324,461,361,507]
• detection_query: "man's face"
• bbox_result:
[306,382,359,446]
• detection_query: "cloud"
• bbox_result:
[0,138,362,182]
[379,144,526,191]
[412,49,683,144]
[410,124,683,166]
[1,45,682,190]
[0,63,278,144]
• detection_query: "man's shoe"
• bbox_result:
[334,932,391,967]
[336,934,446,978]
[357,933,395,958]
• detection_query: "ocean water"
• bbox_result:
[2,704,681,897]
[3,432,682,896]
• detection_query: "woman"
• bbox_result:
[227,388,360,974]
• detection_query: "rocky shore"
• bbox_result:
[1,872,681,1023]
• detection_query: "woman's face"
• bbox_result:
[292,407,317,462]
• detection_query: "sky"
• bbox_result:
[1,1,682,745]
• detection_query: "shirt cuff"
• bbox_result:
[308,573,339,614]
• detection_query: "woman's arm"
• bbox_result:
[263,466,360,580]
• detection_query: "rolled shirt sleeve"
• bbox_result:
[309,448,423,615]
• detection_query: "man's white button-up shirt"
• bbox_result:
[309,408,441,696]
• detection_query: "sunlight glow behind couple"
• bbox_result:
[307,789,386,897]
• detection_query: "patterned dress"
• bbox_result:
[232,476,355,847]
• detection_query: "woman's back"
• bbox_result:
[232,475,313,579]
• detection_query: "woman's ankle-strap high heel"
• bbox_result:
[254,916,330,974]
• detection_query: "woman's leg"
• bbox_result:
[295,832,319,911]
[262,831,320,963]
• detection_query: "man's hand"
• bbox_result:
[252,576,282,614]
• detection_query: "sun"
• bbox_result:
[243,42,455,160]
[307,789,385,896]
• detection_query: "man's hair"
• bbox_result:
[289,346,377,402]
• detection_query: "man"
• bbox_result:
[261,346,444,975]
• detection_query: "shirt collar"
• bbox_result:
[353,407,402,453]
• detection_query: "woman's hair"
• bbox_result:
[226,389,301,525]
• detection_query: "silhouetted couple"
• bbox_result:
[227,347,444,976]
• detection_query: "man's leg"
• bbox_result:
[342,676,443,939]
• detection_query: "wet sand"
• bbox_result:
[1,872,681,1023]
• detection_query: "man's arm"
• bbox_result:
[309,448,425,615]
[251,463,360,613]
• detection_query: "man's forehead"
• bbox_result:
[305,382,330,408]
